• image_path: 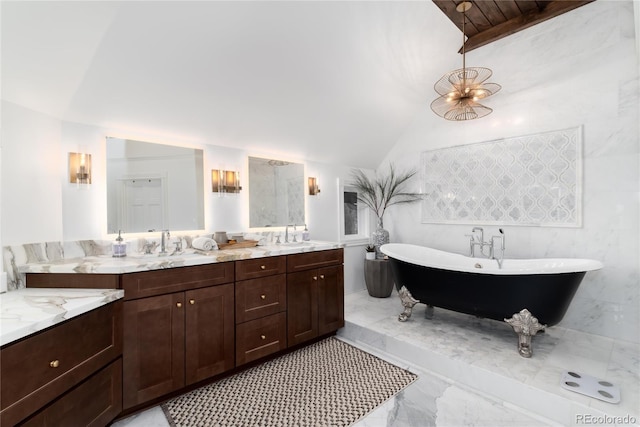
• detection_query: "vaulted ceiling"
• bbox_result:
[1,1,595,169]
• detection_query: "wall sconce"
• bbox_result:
[212,169,242,193]
[69,152,92,184]
[308,177,320,195]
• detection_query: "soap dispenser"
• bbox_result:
[112,230,127,258]
[302,224,310,241]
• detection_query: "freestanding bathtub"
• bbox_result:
[380,243,603,357]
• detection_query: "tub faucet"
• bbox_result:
[490,229,506,269]
[160,229,170,255]
[467,227,486,257]
[472,227,484,242]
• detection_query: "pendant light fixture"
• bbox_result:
[431,1,501,121]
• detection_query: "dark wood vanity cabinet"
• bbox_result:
[235,257,287,366]
[121,263,235,410]
[287,250,344,347]
[0,302,122,427]
[19,247,344,420]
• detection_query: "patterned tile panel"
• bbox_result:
[421,127,582,227]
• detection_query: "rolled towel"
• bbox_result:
[192,237,217,251]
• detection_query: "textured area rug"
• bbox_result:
[162,337,417,426]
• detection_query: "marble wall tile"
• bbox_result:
[382,0,639,343]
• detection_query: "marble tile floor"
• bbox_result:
[340,290,640,427]
[113,290,639,427]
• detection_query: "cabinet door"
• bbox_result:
[185,284,235,385]
[318,265,345,335]
[287,270,319,346]
[123,293,185,409]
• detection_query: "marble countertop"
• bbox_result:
[18,240,343,275]
[1,288,124,347]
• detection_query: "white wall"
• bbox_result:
[1,100,368,294]
[2,102,64,244]
[380,1,639,343]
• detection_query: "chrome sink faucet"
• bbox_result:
[160,229,170,255]
[285,224,296,243]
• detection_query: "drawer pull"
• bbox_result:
[320,274,325,279]
[261,335,266,340]
[260,265,266,270]
[189,299,195,305]
[260,294,266,300]
[49,360,60,368]
[176,302,183,308]
[313,276,318,281]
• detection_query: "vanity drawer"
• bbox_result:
[287,249,344,273]
[235,274,286,323]
[235,256,286,281]
[236,312,286,366]
[19,358,122,427]
[122,262,234,300]
[0,302,122,427]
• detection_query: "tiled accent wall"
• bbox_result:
[421,127,582,227]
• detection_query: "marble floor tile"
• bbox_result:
[111,406,169,427]
[341,290,640,427]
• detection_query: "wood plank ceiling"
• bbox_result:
[432,0,595,52]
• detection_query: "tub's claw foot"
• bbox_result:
[504,309,546,358]
[398,286,419,322]
[425,305,434,319]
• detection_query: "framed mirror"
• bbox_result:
[248,156,305,228]
[106,137,205,233]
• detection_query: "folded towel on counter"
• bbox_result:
[243,233,267,246]
[192,237,217,251]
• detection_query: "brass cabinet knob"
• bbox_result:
[189,299,195,305]
[313,276,318,281]
[49,360,60,368]
[260,294,266,300]
[176,302,182,308]
[261,335,266,340]
[260,265,266,270]
[320,274,325,279]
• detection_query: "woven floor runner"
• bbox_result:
[162,337,417,426]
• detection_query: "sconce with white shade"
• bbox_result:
[308,177,320,195]
[69,152,92,184]
[212,169,241,193]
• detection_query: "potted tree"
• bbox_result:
[351,163,421,259]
